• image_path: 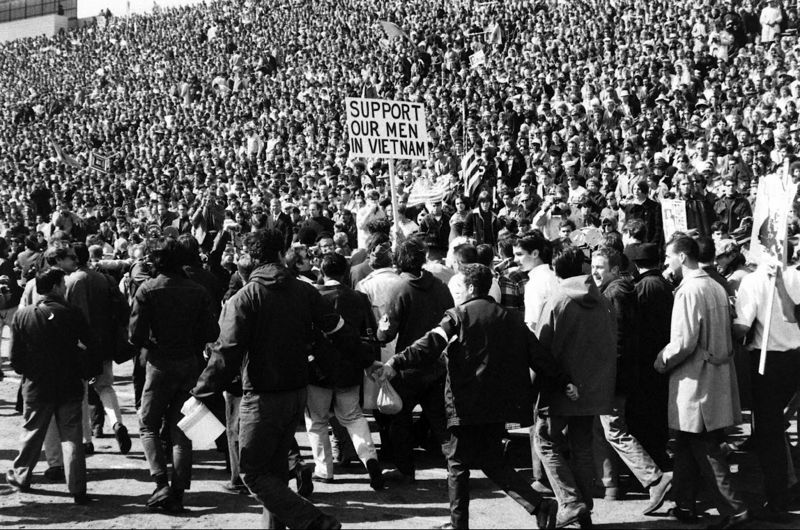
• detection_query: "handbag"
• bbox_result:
[377,379,403,415]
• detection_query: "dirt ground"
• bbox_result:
[1,358,800,529]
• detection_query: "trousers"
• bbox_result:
[534,412,594,510]
[593,395,663,489]
[673,429,745,516]
[445,423,542,529]
[240,389,324,529]
[13,399,86,495]
[304,385,377,478]
[750,350,800,505]
[139,356,199,491]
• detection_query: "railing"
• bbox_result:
[0,0,71,23]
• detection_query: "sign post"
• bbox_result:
[344,97,428,242]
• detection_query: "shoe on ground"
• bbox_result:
[114,423,132,455]
[382,468,416,485]
[312,473,334,484]
[92,426,104,439]
[707,510,750,529]
[668,506,700,523]
[5,469,30,493]
[533,480,554,495]
[556,502,589,528]
[222,481,249,494]
[309,513,341,530]
[44,466,65,483]
[296,466,313,498]
[83,442,95,456]
[73,493,93,505]
[366,458,385,491]
[535,498,558,529]
[578,512,593,529]
[435,523,455,529]
[162,491,186,515]
[643,472,673,515]
[146,484,173,509]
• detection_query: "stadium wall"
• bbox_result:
[76,0,208,18]
[0,13,69,42]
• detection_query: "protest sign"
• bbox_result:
[407,176,449,207]
[748,169,797,374]
[89,151,110,173]
[344,98,428,160]
[469,50,486,69]
[661,199,687,240]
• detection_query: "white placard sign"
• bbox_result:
[345,97,428,160]
[661,199,687,241]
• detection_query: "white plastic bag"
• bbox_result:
[377,379,403,415]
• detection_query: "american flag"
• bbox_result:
[461,148,483,199]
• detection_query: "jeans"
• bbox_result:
[594,395,663,489]
[139,356,199,491]
[225,392,243,486]
[304,385,378,478]
[750,350,800,505]
[445,423,542,529]
[389,374,448,477]
[534,412,594,510]
[240,389,325,530]
[673,429,745,516]
[13,399,86,495]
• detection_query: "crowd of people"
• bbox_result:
[4,0,800,527]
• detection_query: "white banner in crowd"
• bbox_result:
[661,199,688,241]
[344,98,428,160]
[748,172,796,264]
[469,50,486,69]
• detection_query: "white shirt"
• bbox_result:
[734,265,800,352]
[524,263,558,334]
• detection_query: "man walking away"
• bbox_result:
[129,237,220,513]
[655,235,748,528]
[306,253,384,489]
[382,264,560,529]
[192,229,348,529]
[534,244,617,528]
[6,268,92,505]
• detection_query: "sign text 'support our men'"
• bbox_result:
[345,98,428,160]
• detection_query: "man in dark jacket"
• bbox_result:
[590,247,673,514]
[129,237,220,513]
[713,177,752,234]
[305,253,383,489]
[623,182,663,250]
[382,264,560,529]
[6,268,92,504]
[533,245,617,528]
[192,229,346,530]
[463,191,502,247]
[624,243,674,468]
[377,237,454,483]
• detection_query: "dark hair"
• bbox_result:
[695,236,716,263]
[453,243,478,266]
[710,221,729,234]
[636,181,649,195]
[367,218,392,236]
[603,232,625,253]
[667,234,700,262]
[44,241,74,266]
[72,242,89,266]
[177,234,201,264]
[476,244,494,267]
[622,218,646,241]
[461,263,492,297]
[148,237,184,275]
[245,229,284,264]
[366,232,390,253]
[559,219,576,231]
[36,267,66,295]
[321,252,348,279]
[498,235,517,258]
[514,233,552,264]
[552,243,585,279]
[395,237,427,274]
